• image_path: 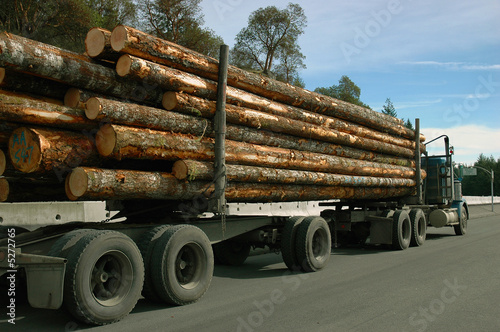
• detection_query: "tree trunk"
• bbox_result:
[111,25,423,141]
[85,27,120,61]
[88,97,414,168]
[173,159,417,187]
[0,177,68,202]
[163,91,422,152]
[96,124,419,179]
[0,90,96,130]
[8,127,101,176]
[0,32,164,106]
[0,67,68,100]
[66,166,414,202]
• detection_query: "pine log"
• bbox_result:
[0,149,5,176]
[0,90,96,131]
[0,177,68,202]
[0,32,164,106]
[87,97,414,167]
[163,91,418,150]
[66,167,414,202]
[85,27,120,61]
[96,124,419,179]
[172,160,417,187]
[0,67,68,100]
[118,55,423,151]
[111,26,423,141]
[8,127,101,175]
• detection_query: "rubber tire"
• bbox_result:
[409,209,426,247]
[391,210,411,250]
[213,240,251,266]
[295,216,331,272]
[47,229,94,258]
[137,225,171,302]
[150,225,214,305]
[63,230,144,325]
[280,216,305,271]
[454,207,468,235]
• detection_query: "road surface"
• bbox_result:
[1,205,499,332]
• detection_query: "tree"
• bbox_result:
[143,0,223,57]
[231,3,307,85]
[314,75,371,108]
[461,153,499,196]
[382,98,397,118]
[87,0,137,31]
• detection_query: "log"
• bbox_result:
[0,67,68,100]
[8,127,101,175]
[85,27,120,61]
[163,92,421,152]
[0,177,68,202]
[96,124,419,179]
[66,167,414,202]
[0,149,5,176]
[65,88,104,109]
[172,160,417,188]
[111,25,423,141]
[0,32,164,106]
[118,55,422,152]
[87,97,414,167]
[0,90,96,130]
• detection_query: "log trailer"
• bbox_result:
[0,32,468,326]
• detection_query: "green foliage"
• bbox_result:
[231,3,307,86]
[143,0,223,57]
[0,0,137,52]
[381,98,397,118]
[314,75,371,108]
[460,153,500,196]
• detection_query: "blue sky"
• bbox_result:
[200,0,500,164]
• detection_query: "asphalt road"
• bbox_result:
[2,205,499,332]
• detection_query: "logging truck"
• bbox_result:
[0,27,468,326]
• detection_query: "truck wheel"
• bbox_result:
[47,229,94,258]
[137,225,171,302]
[281,216,305,271]
[150,225,213,305]
[409,209,426,247]
[213,240,251,266]
[392,210,411,250]
[454,207,468,235]
[295,216,331,272]
[63,230,144,325]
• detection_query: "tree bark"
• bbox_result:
[173,159,417,187]
[66,166,414,202]
[0,32,164,106]
[96,124,419,179]
[111,25,423,141]
[0,90,96,130]
[0,67,68,100]
[163,91,422,152]
[0,149,5,176]
[8,127,101,175]
[87,97,414,168]
[85,27,121,61]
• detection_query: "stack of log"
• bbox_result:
[0,27,425,204]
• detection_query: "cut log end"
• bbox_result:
[0,67,5,84]
[85,28,106,57]
[116,55,132,77]
[67,167,88,198]
[95,123,117,157]
[0,178,8,202]
[65,176,79,201]
[162,91,179,110]
[64,88,81,108]
[172,160,188,180]
[85,97,102,120]
[0,149,6,176]
[111,25,128,52]
[8,127,42,173]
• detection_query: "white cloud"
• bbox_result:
[400,61,500,71]
[423,125,500,164]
